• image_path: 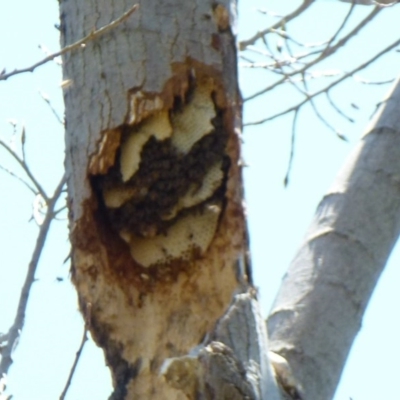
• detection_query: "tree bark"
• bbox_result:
[339,0,396,5]
[268,77,400,400]
[60,0,281,398]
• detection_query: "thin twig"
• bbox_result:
[306,86,347,140]
[326,92,355,123]
[21,125,26,162]
[354,76,395,85]
[239,0,315,50]
[59,324,88,400]
[270,44,347,139]
[340,0,399,6]
[54,205,68,216]
[0,138,48,201]
[267,28,325,49]
[274,46,347,139]
[245,37,400,125]
[284,109,299,187]
[298,72,343,138]
[324,1,357,50]
[39,92,64,125]
[244,6,381,102]
[0,165,37,194]
[0,4,139,81]
[0,174,66,377]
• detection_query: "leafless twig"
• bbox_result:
[59,323,88,400]
[325,1,357,49]
[239,0,315,50]
[326,92,355,123]
[354,76,395,85]
[0,138,48,201]
[284,109,299,187]
[0,165,37,195]
[0,4,139,81]
[54,205,68,216]
[245,37,400,126]
[0,174,67,378]
[244,6,381,102]
[39,92,64,125]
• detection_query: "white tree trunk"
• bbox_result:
[268,77,400,399]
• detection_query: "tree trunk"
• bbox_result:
[60,1,280,399]
[268,77,400,400]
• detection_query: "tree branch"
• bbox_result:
[59,323,88,400]
[39,92,64,125]
[239,0,315,51]
[0,4,139,82]
[0,174,66,377]
[244,6,381,102]
[0,164,37,195]
[284,109,299,187]
[245,37,400,126]
[268,75,400,399]
[0,138,48,201]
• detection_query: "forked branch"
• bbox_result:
[0,174,66,377]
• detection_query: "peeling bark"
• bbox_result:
[59,1,272,398]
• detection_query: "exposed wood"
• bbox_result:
[162,292,281,400]
[60,0,266,398]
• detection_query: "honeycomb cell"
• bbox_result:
[120,111,173,182]
[120,203,222,268]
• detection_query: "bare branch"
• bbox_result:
[239,0,315,50]
[311,96,347,139]
[326,92,355,123]
[0,165,37,195]
[54,205,68,217]
[245,37,400,126]
[354,76,395,85]
[261,42,347,140]
[339,0,399,6]
[0,174,67,377]
[267,28,325,49]
[268,76,400,400]
[0,4,139,81]
[59,324,88,400]
[301,74,347,140]
[327,1,357,47]
[0,138,48,201]
[244,6,381,102]
[284,109,299,187]
[39,92,64,125]
[20,125,26,162]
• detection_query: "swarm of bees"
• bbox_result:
[93,79,229,268]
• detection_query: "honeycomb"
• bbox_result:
[162,161,223,220]
[120,203,221,267]
[94,78,227,270]
[170,80,215,154]
[120,111,172,182]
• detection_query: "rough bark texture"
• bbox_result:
[162,292,281,400]
[59,0,274,398]
[268,78,400,400]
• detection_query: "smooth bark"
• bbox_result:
[268,77,400,399]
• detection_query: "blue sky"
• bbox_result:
[1,1,400,399]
